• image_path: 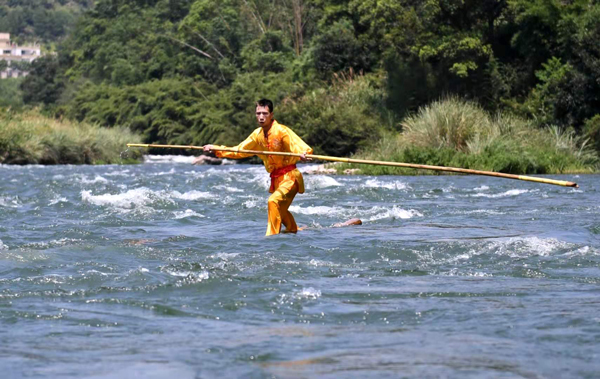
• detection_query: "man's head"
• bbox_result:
[256,98,274,128]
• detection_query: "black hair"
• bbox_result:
[256,98,274,113]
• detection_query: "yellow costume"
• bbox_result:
[213,121,313,236]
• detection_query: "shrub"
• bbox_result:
[0,110,142,164]
[583,115,600,155]
[337,97,598,175]
[0,78,24,109]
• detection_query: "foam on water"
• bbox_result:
[417,236,592,270]
[48,197,69,206]
[509,236,570,257]
[0,196,20,208]
[0,164,45,170]
[563,245,600,257]
[305,175,342,189]
[201,166,272,188]
[153,168,177,176]
[244,173,270,189]
[33,274,70,284]
[466,236,571,259]
[471,189,534,198]
[173,209,205,219]
[308,259,339,267]
[204,166,265,176]
[457,209,505,215]
[81,187,218,214]
[85,269,110,276]
[0,240,7,250]
[442,269,493,277]
[214,185,244,193]
[243,197,262,208]
[81,188,162,210]
[104,169,130,177]
[295,287,322,299]
[289,205,343,216]
[166,269,210,284]
[209,252,240,260]
[367,206,423,221]
[363,178,408,190]
[80,175,109,184]
[22,238,83,249]
[288,204,423,221]
[144,155,196,164]
[170,190,215,201]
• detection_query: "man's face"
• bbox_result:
[256,105,273,127]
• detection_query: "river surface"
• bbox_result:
[1,157,599,378]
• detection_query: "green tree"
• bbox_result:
[21,55,64,105]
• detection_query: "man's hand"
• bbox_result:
[300,151,312,162]
[203,144,213,152]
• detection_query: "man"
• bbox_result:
[203,99,313,236]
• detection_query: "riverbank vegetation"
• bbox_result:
[0,110,141,164]
[0,78,24,109]
[0,1,92,45]
[337,98,598,175]
[1,0,599,172]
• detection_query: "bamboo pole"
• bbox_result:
[126,143,579,188]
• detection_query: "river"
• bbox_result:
[1,158,599,378]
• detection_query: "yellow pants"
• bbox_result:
[266,176,299,236]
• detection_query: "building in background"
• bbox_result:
[0,33,42,79]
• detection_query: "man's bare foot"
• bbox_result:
[333,218,362,227]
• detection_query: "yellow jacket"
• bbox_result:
[214,121,313,193]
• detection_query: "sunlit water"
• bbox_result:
[1,157,599,378]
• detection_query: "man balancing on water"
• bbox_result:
[201,99,313,236]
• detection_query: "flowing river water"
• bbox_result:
[1,157,599,378]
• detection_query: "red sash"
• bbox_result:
[269,164,296,192]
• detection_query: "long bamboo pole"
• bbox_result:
[126,143,579,188]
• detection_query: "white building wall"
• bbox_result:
[0,33,43,79]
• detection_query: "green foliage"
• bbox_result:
[340,98,597,175]
[213,70,307,145]
[21,55,65,105]
[65,1,184,85]
[583,115,600,156]
[510,0,562,67]
[278,71,393,156]
[0,0,91,43]
[61,71,308,150]
[0,109,142,164]
[6,0,600,169]
[311,20,374,78]
[63,78,220,146]
[180,0,246,62]
[519,57,573,126]
[241,31,294,73]
[9,60,31,72]
[0,78,24,109]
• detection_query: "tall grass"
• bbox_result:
[337,97,598,175]
[0,110,142,164]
